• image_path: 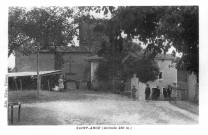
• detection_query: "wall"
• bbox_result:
[15,51,91,82]
[188,73,197,101]
[177,70,198,103]
[90,62,99,82]
[144,59,177,100]
[15,53,55,72]
[62,52,91,81]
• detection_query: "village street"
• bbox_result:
[8,89,198,125]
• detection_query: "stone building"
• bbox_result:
[15,46,91,82]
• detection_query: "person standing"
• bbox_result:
[155,86,160,100]
[58,74,64,92]
[145,84,151,101]
[163,88,167,98]
[63,75,67,91]
[173,82,178,103]
[119,80,125,96]
[132,85,137,101]
[131,73,139,100]
[167,85,172,102]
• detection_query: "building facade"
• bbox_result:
[15,46,91,81]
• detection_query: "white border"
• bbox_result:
[1,0,208,135]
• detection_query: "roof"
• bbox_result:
[86,54,176,62]
[8,70,62,77]
[85,55,103,62]
[40,46,91,53]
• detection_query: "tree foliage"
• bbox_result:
[95,40,160,83]
[91,6,198,75]
[122,52,160,83]
[8,6,75,57]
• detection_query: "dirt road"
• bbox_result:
[8,91,198,125]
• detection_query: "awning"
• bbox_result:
[8,70,62,77]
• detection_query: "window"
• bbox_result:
[159,72,163,80]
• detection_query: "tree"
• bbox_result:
[8,7,75,57]
[157,7,199,75]
[122,52,160,83]
[91,6,198,76]
[8,7,76,94]
[95,40,160,84]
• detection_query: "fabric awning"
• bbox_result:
[8,70,62,77]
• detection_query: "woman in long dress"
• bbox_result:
[58,74,64,92]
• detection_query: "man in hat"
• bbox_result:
[145,84,151,101]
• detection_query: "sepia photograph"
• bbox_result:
[6,5,200,126]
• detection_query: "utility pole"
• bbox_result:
[37,42,40,98]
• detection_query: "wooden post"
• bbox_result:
[11,106,13,124]
[48,80,50,91]
[20,77,22,91]
[13,77,18,91]
[39,76,42,91]
[37,42,40,98]
[18,104,21,122]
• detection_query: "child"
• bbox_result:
[119,80,125,96]
[132,85,137,101]
[145,84,151,101]
[75,79,80,90]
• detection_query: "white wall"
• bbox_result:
[188,72,198,101]
[135,59,177,100]
[91,62,99,82]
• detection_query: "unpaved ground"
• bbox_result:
[8,90,198,125]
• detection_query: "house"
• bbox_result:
[15,46,91,82]
[87,54,178,100]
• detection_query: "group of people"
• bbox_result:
[145,84,174,101]
[119,80,173,101]
[52,74,81,92]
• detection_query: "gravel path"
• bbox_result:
[8,91,198,125]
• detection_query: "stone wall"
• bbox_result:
[177,70,198,103]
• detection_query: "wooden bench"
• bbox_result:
[8,102,22,124]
